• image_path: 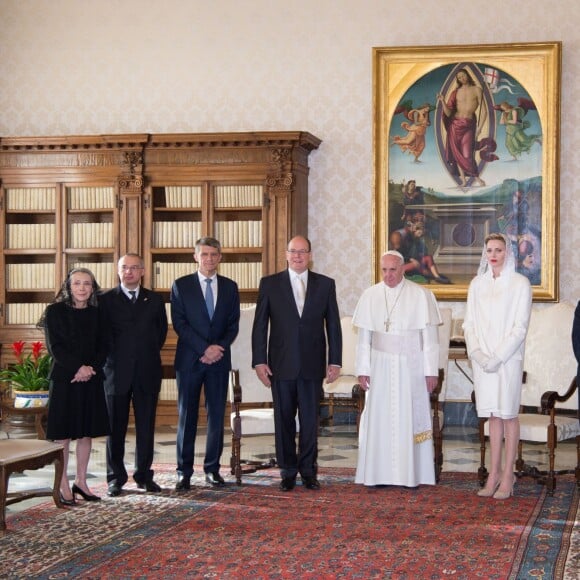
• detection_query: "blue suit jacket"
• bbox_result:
[251,270,342,381]
[171,273,240,372]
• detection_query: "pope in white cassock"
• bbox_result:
[353,250,442,487]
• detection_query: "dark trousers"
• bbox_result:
[106,388,158,486]
[271,378,322,479]
[176,367,229,477]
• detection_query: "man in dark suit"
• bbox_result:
[252,235,342,491]
[100,253,168,497]
[171,237,240,490]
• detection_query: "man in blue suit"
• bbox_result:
[171,237,240,490]
[252,235,342,491]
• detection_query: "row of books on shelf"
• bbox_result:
[68,187,115,210]
[161,184,263,210]
[69,223,114,248]
[6,224,57,249]
[6,223,260,251]
[214,185,263,208]
[5,186,116,211]
[213,220,262,248]
[153,222,202,248]
[6,263,56,290]
[6,188,56,211]
[153,261,262,289]
[5,262,116,291]
[219,262,262,289]
[4,183,263,213]
[6,303,49,325]
[4,300,256,326]
[163,186,202,208]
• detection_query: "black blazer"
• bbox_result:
[171,273,240,372]
[44,301,108,384]
[251,270,342,381]
[99,286,168,396]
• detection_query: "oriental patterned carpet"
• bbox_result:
[1,467,578,579]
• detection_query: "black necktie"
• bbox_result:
[129,290,137,304]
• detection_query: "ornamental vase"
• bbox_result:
[12,389,50,408]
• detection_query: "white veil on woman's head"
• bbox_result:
[477,233,516,276]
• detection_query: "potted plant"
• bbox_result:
[0,341,52,408]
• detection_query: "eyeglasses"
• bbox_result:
[287,249,310,255]
[120,265,143,272]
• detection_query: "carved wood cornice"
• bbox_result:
[0,135,148,171]
[0,132,320,177]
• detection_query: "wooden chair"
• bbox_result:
[0,439,65,531]
[476,302,580,495]
[320,316,363,431]
[229,307,293,485]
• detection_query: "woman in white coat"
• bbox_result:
[463,233,532,499]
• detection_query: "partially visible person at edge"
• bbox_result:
[99,253,168,498]
[171,237,240,491]
[251,235,342,492]
[352,250,441,487]
[572,301,580,395]
[463,233,532,500]
[39,268,109,505]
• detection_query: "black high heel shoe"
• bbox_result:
[59,492,76,506]
[72,483,101,502]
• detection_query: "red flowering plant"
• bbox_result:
[0,341,52,391]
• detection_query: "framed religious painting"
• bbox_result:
[373,42,561,301]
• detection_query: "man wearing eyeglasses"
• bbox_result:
[99,253,168,497]
[252,236,342,491]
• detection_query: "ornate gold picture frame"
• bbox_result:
[373,42,561,301]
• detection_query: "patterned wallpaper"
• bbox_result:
[1,0,579,323]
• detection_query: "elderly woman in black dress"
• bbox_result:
[40,268,109,505]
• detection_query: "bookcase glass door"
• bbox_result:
[2,186,58,326]
[212,183,265,309]
[64,185,118,291]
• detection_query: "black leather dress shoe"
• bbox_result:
[302,476,321,490]
[205,472,225,486]
[279,477,296,491]
[137,480,162,493]
[175,476,191,491]
[107,483,123,497]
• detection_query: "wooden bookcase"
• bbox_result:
[0,132,321,426]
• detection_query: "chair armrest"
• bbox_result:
[230,370,242,404]
[540,377,578,414]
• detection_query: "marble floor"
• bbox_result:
[3,417,578,519]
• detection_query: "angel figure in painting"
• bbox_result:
[391,102,435,163]
[496,99,542,161]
